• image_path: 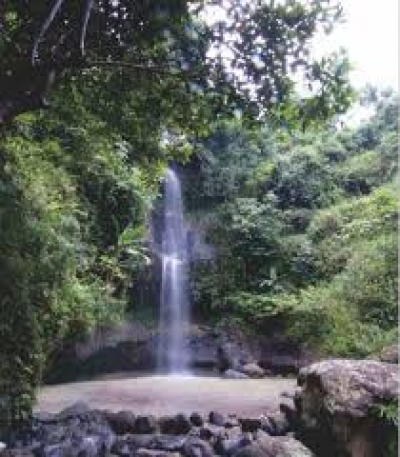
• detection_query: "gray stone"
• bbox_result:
[0,450,34,457]
[233,432,314,457]
[150,436,187,452]
[183,438,214,457]
[112,435,153,456]
[214,435,252,456]
[209,412,225,427]
[296,359,399,457]
[158,417,178,435]
[268,412,290,436]
[199,425,226,441]
[189,413,204,428]
[222,370,248,380]
[240,364,265,379]
[238,419,262,434]
[136,450,180,457]
[56,402,90,421]
[174,414,192,435]
[297,359,398,418]
[134,416,158,434]
[107,411,136,435]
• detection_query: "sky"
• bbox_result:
[314,0,398,90]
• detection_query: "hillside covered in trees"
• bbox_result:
[184,89,398,359]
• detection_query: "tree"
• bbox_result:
[0,0,353,126]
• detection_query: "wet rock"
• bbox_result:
[224,417,239,429]
[183,438,214,457]
[158,417,177,435]
[134,416,158,434]
[259,355,302,376]
[222,370,248,380]
[209,412,225,427]
[214,435,252,456]
[76,435,103,457]
[233,432,314,457]
[238,419,262,434]
[217,341,253,373]
[268,412,290,436]
[41,439,74,457]
[189,413,203,428]
[279,403,297,429]
[280,391,295,400]
[107,411,136,435]
[158,415,191,436]
[150,436,187,452]
[56,402,90,421]
[296,359,399,457]
[112,435,153,456]
[0,451,33,457]
[199,425,225,441]
[174,415,192,435]
[136,450,179,457]
[240,364,264,379]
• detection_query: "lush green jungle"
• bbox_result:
[0,0,397,437]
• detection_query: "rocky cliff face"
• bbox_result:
[44,322,312,384]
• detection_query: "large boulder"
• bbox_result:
[233,432,314,457]
[295,359,399,457]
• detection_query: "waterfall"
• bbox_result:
[157,167,190,373]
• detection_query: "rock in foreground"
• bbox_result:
[295,359,398,457]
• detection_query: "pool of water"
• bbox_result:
[37,374,295,416]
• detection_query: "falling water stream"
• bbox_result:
[157,167,190,373]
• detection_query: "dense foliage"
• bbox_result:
[188,91,398,358]
[1,0,352,126]
[0,79,169,426]
[0,0,394,435]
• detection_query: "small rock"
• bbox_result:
[225,416,239,428]
[107,411,136,435]
[214,435,252,456]
[280,391,295,399]
[0,450,33,457]
[209,411,225,427]
[189,413,204,427]
[259,416,274,435]
[239,418,262,433]
[42,439,74,457]
[183,438,214,457]
[268,412,290,436]
[112,435,153,456]
[135,416,158,434]
[234,432,314,457]
[279,403,297,428]
[150,436,187,452]
[78,435,102,457]
[136,449,179,457]
[56,402,90,420]
[199,425,226,441]
[240,364,265,379]
[222,370,248,380]
[174,414,192,435]
[158,417,178,435]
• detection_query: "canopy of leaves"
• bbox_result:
[0,0,353,127]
